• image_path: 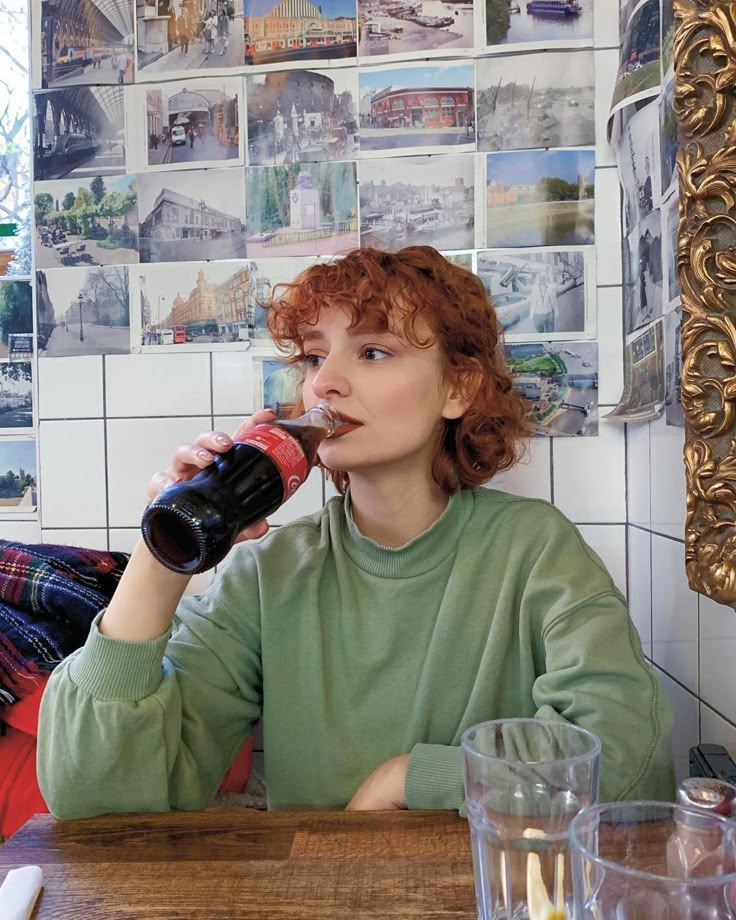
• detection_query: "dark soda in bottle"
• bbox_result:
[141,403,340,574]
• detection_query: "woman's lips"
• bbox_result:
[332,414,362,438]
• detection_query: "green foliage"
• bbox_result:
[90,176,106,204]
[0,280,31,344]
[537,177,582,202]
[485,0,510,45]
[61,191,76,211]
[34,191,53,224]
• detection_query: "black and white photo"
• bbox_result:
[659,72,677,199]
[358,61,475,157]
[36,265,131,356]
[505,341,598,437]
[623,207,663,336]
[477,247,593,340]
[606,319,665,422]
[38,0,134,87]
[359,154,474,251]
[358,0,472,61]
[137,260,252,347]
[664,304,683,427]
[246,68,358,165]
[476,51,594,152]
[246,161,358,257]
[664,192,680,308]
[616,98,660,236]
[137,0,245,77]
[137,167,246,263]
[33,87,126,181]
[142,77,243,170]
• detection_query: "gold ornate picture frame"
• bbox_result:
[676,0,736,604]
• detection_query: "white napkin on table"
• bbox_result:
[0,865,43,919]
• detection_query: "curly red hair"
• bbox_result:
[267,246,528,495]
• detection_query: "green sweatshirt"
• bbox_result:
[38,488,674,818]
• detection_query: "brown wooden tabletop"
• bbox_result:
[0,809,475,919]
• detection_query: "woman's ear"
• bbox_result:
[442,361,482,420]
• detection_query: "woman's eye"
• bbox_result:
[362,346,390,360]
[304,354,324,369]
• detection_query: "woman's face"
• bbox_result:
[300,305,466,481]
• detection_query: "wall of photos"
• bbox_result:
[0,0,626,574]
[8,0,726,783]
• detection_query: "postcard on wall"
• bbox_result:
[505,341,598,437]
[136,0,245,80]
[615,97,660,238]
[606,318,665,422]
[610,0,660,118]
[477,246,595,341]
[36,266,131,357]
[476,50,593,153]
[359,153,475,252]
[260,357,304,416]
[358,0,473,64]
[659,72,677,202]
[136,167,247,264]
[0,437,37,513]
[34,174,139,270]
[664,193,681,309]
[136,76,244,172]
[484,147,595,249]
[246,161,358,257]
[246,68,359,166]
[622,207,663,336]
[619,0,641,43]
[441,250,474,271]
[245,0,357,69]
[483,0,592,53]
[661,0,675,79]
[247,256,326,343]
[664,303,683,428]
[32,0,135,88]
[0,362,33,433]
[0,281,33,361]
[33,86,129,182]
[357,60,475,159]
[134,259,253,351]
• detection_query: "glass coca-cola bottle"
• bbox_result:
[141,403,340,574]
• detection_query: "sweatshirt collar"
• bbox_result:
[340,489,474,578]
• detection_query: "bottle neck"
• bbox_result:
[295,403,340,437]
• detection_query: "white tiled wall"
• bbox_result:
[626,406,736,775]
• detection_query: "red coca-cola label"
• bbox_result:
[236,424,308,498]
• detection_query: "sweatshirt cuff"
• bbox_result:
[67,611,171,702]
[405,743,465,811]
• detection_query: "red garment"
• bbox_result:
[0,674,49,838]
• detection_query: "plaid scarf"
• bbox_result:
[0,541,129,706]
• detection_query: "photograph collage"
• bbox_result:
[28,0,602,437]
[606,0,680,426]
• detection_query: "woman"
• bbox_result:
[37,247,674,818]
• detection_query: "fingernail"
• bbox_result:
[214,434,230,445]
[197,449,212,460]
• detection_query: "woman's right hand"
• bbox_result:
[146,408,277,543]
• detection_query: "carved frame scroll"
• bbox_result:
[676,0,736,604]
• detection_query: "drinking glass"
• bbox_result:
[570,800,736,919]
[462,718,601,920]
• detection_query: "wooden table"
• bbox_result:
[0,809,476,918]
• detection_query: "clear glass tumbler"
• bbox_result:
[462,718,601,920]
[570,801,736,919]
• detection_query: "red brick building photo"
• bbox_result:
[369,86,473,129]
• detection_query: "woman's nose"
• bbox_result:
[310,355,349,399]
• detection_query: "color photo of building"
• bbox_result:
[245,0,357,66]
